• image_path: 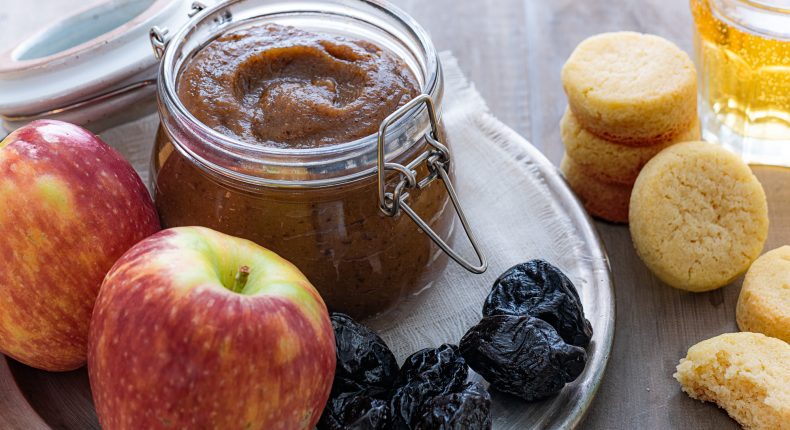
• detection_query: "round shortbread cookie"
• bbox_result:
[737,246,790,344]
[560,154,632,224]
[561,108,700,185]
[629,141,768,291]
[674,332,790,430]
[561,32,697,146]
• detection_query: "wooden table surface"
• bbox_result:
[2,1,787,429]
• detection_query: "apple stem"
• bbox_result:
[232,266,251,293]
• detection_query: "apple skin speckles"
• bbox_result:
[0,120,160,372]
[88,227,335,430]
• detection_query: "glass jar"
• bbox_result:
[691,0,790,166]
[150,0,485,319]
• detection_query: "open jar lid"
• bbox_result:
[0,0,204,133]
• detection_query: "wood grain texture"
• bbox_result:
[387,0,532,143]
[2,1,788,429]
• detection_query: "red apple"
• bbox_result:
[88,226,336,430]
[0,120,160,371]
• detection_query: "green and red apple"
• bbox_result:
[88,226,336,430]
[0,120,160,371]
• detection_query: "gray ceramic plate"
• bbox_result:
[362,91,617,429]
[0,56,614,430]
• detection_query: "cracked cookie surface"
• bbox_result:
[629,141,768,291]
[561,32,697,146]
[674,332,790,430]
[737,246,790,343]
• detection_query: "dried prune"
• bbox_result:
[390,344,468,429]
[396,344,468,392]
[459,315,586,402]
[319,313,399,430]
[483,260,593,347]
[331,313,399,389]
[320,317,494,430]
[415,382,492,430]
[319,386,390,430]
[344,397,390,430]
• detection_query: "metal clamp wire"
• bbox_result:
[376,94,487,274]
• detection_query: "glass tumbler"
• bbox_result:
[691,0,790,166]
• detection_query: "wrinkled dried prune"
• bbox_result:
[396,344,468,392]
[345,398,390,430]
[390,344,468,429]
[459,315,586,402]
[415,382,492,430]
[331,313,399,389]
[483,260,593,347]
[320,316,494,430]
[319,313,399,430]
[319,386,390,430]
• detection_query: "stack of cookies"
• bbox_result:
[559,32,699,223]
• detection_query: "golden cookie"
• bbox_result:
[560,108,700,185]
[561,32,697,146]
[629,141,768,291]
[737,246,790,343]
[560,154,631,224]
[674,332,790,430]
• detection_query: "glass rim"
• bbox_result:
[740,0,790,13]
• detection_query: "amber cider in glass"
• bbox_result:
[691,0,790,165]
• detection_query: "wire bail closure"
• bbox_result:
[377,94,487,274]
[149,2,208,60]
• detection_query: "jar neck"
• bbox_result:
[156,0,443,188]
